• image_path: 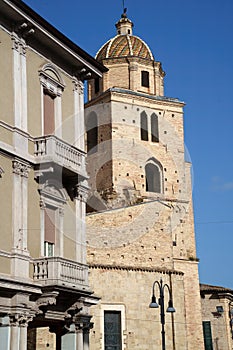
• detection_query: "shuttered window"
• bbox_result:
[43,90,55,135]
[104,311,122,350]
[44,207,55,256]
[203,321,213,350]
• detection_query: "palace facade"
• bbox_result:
[0,0,106,349]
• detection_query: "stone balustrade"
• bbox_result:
[34,135,86,176]
[33,257,89,289]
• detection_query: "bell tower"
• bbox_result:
[85,12,204,350]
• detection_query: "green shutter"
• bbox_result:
[203,321,213,350]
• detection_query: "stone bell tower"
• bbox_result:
[85,11,204,350]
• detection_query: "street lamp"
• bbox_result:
[149,279,175,350]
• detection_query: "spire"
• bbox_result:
[115,7,134,35]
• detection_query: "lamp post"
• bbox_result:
[149,279,175,350]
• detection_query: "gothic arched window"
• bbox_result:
[151,113,159,142]
[140,111,148,141]
[145,162,162,193]
[86,112,98,153]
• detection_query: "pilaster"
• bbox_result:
[9,313,32,350]
[12,33,28,135]
[12,159,30,278]
[74,181,88,264]
[78,81,85,151]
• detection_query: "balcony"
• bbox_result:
[34,135,86,178]
[33,257,89,290]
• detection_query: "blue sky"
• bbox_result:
[23,0,233,288]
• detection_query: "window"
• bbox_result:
[43,90,55,135]
[94,78,100,94]
[86,112,98,153]
[104,311,122,350]
[141,71,149,87]
[202,321,213,350]
[145,162,161,193]
[44,206,56,256]
[39,63,65,137]
[151,113,159,142]
[140,111,148,141]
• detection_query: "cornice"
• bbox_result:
[85,88,185,109]
[88,263,184,276]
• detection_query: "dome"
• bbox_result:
[96,14,154,62]
[96,35,154,61]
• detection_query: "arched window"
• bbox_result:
[140,111,148,141]
[39,63,65,136]
[151,113,159,142]
[141,71,149,88]
[145,162,162,193]
[86,112,98,153]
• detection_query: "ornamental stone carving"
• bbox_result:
[12,160,30,178]
[12,33,27,56]
[78,81,84,95]
[36,291,59,309]
[74,182,89,202]
[12,33,20,52]
[9,313,33,327]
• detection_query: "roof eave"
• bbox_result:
[2,0,107,78]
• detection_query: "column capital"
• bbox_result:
[74,181,89,202]
[9,313,33,327]
[72,80,84,95]
[12,32,20,52]
[12,159,31,178]
[75,318,93,334]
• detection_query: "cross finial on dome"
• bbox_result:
[121,0,127,17]
[121,0,127,18]
[116,3,133,35]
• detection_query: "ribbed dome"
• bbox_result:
[96,14,154,62]
[96,34,154,61]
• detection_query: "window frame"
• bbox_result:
[141,70,149,88]
[145,161,163,193]
[100,304,126,350]
[140,111,148,141]
[151,113,159,143]
[39,181,67,257]
[202,321,213,350]
[104,311,122,350]
[39,63,65,137]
